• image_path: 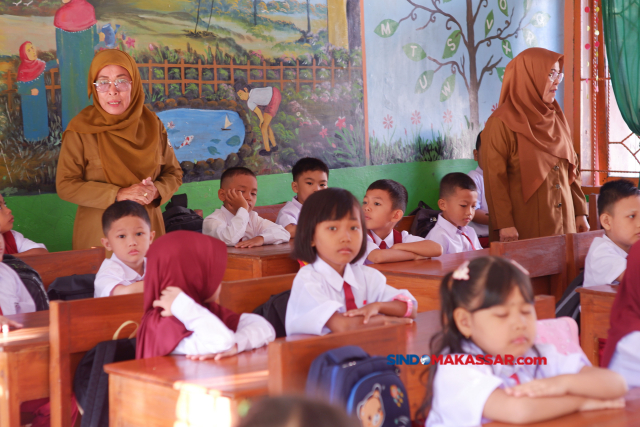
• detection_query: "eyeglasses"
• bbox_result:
[548,71,564,83]
[93,79,132,93]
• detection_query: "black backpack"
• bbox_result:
[555,271,584,329]
[47,274,96,301]
[2,254,49,311]
[252,290,290,338]
[408,201,440,238]
[163,194,203,233]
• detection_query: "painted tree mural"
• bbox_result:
[374,0,550,129]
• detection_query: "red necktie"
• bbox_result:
[343,281,357,310]
[379,240,387,249]
[461,232,477,250]
[509,373,520,385]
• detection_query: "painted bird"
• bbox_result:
[174,135,194,149]
[166,121,175,130]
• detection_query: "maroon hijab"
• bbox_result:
[54,0,96,32]
[136,231,240,359]
[601,241,640,367]
[17,42,45,83]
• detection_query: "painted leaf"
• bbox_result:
[522,28,538,47]
[485,10,495,37]
[208,146,220,155]
[497,67,506,82]
[531,12,550,28]
[415,70,435,94]
[225,135,241,146]
[498,0,509,16]
[439,74,456,102]
[523,0,532,14]
[502,39,513,59]
[374,19,399,38]
[442,30,461,59]
[403,43,427,61]
[210,138,221,144]
[443,0,452,2]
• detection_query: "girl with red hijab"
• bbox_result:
[136,231,275,359]
[602,241,640,387]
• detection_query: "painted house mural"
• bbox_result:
[0,0,563,196]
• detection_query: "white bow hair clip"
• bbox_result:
[452,261,470,281]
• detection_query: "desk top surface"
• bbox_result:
[0,310,49,352]
[577,285,618,296]
[225,242,294,259]
[371,249,490,277]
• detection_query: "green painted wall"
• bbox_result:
[6,159,477,252]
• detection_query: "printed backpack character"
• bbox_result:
[389,385,404,407]
[356,384,384,427]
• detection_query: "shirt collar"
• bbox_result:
[110,253,145,280]
[291,196,302,209]
[475,166,483,176]
[369,230,393,247]
[311,257,362,291]
[603,234,629,257]
[436,214,470,237]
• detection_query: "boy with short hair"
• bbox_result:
[276,157,329,238]
[583,179,640,287]
[362,179,442,263]
[203,167,290,247]
[468,132,489,241]
[0,194,48,256]
[94,201,155,298]
[426,173,482,254]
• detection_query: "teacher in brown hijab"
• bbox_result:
[482,47,589,243]
[56,49,182,250]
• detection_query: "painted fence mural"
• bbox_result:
[0,0,562,195]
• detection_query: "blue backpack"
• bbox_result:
[306,346,411,427]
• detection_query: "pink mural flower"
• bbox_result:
[148,44,155,51]
[491,103,498,112]
[349,124,354,131]
[382,114,393,130]
[335,116,346,130]
[405,128,407,136]
[125,37,136,48]
[332,143,337,148]
[411,110,421,125]
[443,110,452,123]
[319,127,328,138]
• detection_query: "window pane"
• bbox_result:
[607,77,640,177]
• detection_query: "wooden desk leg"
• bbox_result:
[252,259,263,279]
[0,353,21,427]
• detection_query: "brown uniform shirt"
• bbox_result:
[56,123,182,250]
[482,117,587,242]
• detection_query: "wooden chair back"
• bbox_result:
[566,230,605,281]
[588,193,601,231]
[394,215,415,233]
[253,203,286,222]
[18,247,105,290]
[219,273,296,313]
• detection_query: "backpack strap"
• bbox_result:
[392,229,402,246]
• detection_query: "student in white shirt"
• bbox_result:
[276,157,329,238]
[602,241,640,388]
[468,133,489,239]
[0,194,48,256]
[94,201,156,297]
[424,256,627,427]
[285,188,416,336]
[426,173,482,254]
[362,179,442,264]
[584,179,640,287]
[136,231,275,360]
[203,167,290,247]
[0,233,36,315]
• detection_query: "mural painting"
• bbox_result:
[0,0,366,195]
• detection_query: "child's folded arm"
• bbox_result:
[392,240,443,257]
[566,366,628,398]
[256,216,291,244]
[366,248,417,264]
[234,313,276,352]
[202,209,250,246]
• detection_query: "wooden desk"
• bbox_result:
[577,285,617,366]
[0,311,49,427]
[484,387,640,426]
[17,247,105,289]
[223,242,298,281]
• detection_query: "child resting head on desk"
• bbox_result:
[423,256,627,427]
[285,187,417,336]
[136,231,275,360]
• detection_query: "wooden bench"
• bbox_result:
[566,230,605,282]
[588,193,601,231]
[252,203,286,223]
[224,242,298,281]
[49,293,144,427]
[17,247,105,289]
[394,215,415,233]
[219,274,296,314]
[577,285,617,366]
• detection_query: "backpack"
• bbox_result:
[408,201,440,238]
[47,274,96,301]
[163,194,203,233]
[306,346,411,427]
[252,290,290,338]
[2,254,49,311]
[555,271,584,330]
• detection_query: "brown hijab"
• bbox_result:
[492,47,577,203]
[64,49,160,188]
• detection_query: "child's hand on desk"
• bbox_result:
[579,397,625,412]
[343,302,381,323]
[365,315,413,327]
[0,315,22,330]
[152,286,182,317]
[505,376,570,397]
[185,344,239,361]
[235,236,264,248]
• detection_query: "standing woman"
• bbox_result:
[56,49,182,250]
[482,48,589,242]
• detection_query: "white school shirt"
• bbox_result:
[362,230,425,264]
[0,263,36,315]
[608,331,640,388]
[583,235,627,288]
[467,166,489,238]
[11,230,47,253]
[285,257,417,336]
[94,254,146,298]
[426,340,590,427]
[202,206,291,246]
[170,292,275,355]
[425,214,482,255]
[246,87,273,111]
[275,197,302,228]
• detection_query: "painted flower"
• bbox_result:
[491,103,498,112]
[443,110,452,124]
[296,112,301,117]
[411,110,421,125]
[125,37,136,48]
[149,44,155,51]
[335,116,346,130]
[405,128,407,136]
[332,143,337,148]
[382,114,394,130]
[349,124,354,131]
[319,127,328,138]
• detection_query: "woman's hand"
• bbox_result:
[499,227,519,242]
[117,178,157,205]
[152,286,182,317]
[141,177,159,201]
[576,215,590,233]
